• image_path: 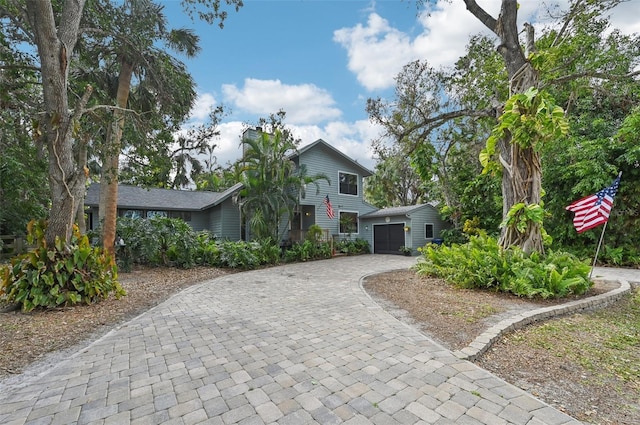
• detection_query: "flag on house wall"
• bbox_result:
[323,195,335,219]
[566,174,621,233]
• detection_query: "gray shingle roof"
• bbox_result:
[85,182,242,211]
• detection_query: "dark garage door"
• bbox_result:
[374,224,405,254]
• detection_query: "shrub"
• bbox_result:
[305,224,324,244]
[116,217,197,268]
[0,220,125,312]
[284,240,332,263]
[415,235,592,298]
[336,238,370,255]
[217,240,260,269]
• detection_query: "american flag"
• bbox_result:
[323,195,335,219]
[566,174,621,233]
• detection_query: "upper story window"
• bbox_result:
[339,172,358,196]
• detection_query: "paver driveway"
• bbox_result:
[0,255,581,424]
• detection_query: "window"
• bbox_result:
[339,211,359,234]
[339,172,358,196]
[122,209,143,219]
[146,210,168,219]
[169,211,192,221]
[425,223,434,239]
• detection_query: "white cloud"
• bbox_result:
[333,13,416,91]
[608,2,640,36]
[333,1,607,92]
[221,78,342,125]
[200,119,384,172]
[209,121,246,167]
[287,119,385,170]
[189,92,217,121]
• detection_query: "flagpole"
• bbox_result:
[589,220,608,280]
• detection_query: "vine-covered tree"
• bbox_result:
[368,0,639,254]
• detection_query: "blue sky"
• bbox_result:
[161,0,640,170]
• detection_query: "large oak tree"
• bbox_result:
[368,0,638,254]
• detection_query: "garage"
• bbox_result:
[373,223,405,254]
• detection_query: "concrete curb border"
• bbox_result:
[453,279,635,361]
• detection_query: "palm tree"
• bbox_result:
[236,129,329,242]
[91,0,200,255]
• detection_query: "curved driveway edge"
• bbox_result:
[0,255,582,425]
[455,266,640,361]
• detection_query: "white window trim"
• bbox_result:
[339,210,360,235]
[425,223,435,239]
[338,170,359,197]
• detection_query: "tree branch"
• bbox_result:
[551,0,584,47]
[0,64,41,72]
[542,69,640,88]
[463,0,498,34]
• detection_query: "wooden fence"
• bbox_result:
[0,235,27,259]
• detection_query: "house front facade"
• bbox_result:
[84,129,450,254]
[284,138,378,244]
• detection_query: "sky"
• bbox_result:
[161,0,640,171]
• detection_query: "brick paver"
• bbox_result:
[0,255,618,424]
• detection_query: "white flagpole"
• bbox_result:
[589,220,608,280]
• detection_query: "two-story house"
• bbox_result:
[85,128,449,254]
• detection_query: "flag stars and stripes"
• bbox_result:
[566,174,621,233]
[323,195,335,219]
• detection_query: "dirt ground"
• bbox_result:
[1,264,638,424]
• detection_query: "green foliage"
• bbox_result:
[305,224,324,244]
[112,217,284,270]
[543,107,640,266]
[500,202,545,234]
[365,143,427,207]
[439,228,469,245]
[115,217,197,269]
[336,238,371,256]
[283,240,332,263]
[481,88,568,173]
[0,220,124,312]
[415,236,592,299]
[216,240,261,270]
[238,125,329,241]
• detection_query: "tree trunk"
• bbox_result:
[75,134,90,234]
[464,0,543,253]
[101,60,134,256]
[26,0,87,247]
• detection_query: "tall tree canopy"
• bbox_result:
[0,0,243,246]
[368,0,639,254]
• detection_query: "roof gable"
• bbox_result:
[292,139,373,177]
